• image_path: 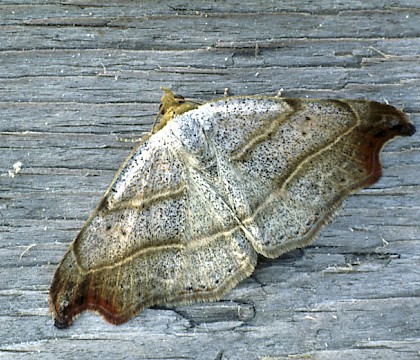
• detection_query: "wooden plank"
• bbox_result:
[1,1,419,359]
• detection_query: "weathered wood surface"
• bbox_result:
[1,1,419,359]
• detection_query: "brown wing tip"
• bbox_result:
[399,120,416,137]
[49,267,133,328]
[50,288,132,328]
[368,101,415,138]
[53,316,72,329]
[357,101,415,186]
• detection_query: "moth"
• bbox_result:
[50,88,415,328]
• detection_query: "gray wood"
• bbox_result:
[1,1,419,359]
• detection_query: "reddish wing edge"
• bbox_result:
[357,101,415,186]
[49,100,415,328]
[50,268,129,328]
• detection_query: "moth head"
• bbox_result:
[159,87,186,115]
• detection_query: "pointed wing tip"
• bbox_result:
[368,101,416,138]
[49,252,143,328]
[49,285,133,328]
[351,101,415,188]
[53,317,71,329]
[402,122,416,137]
[49,296,73,329]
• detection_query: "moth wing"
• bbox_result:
[49,120,257,328]
[50,95,414,328]
[198,97,414,258]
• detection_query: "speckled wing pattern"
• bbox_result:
[50,91,415,328]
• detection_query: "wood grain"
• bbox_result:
[1,1,419,359]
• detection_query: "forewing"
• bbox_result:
[49,121,257,328]
[194,97,414,258]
